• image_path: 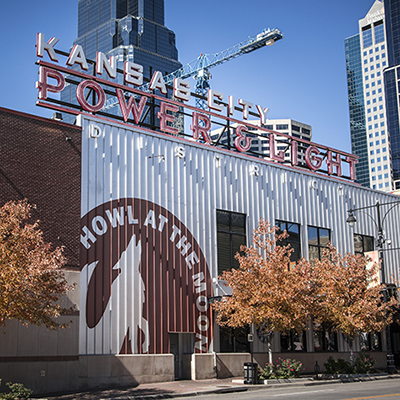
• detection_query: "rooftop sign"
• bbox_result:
[35,33,357,180]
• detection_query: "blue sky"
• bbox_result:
[0,0,377,153]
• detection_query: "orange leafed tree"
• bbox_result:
[311,244,398,361]
[213,219,313,362]
[0,200,75,330]
[213,219,398,363]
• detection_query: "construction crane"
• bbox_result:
[102,28,283,111]
[149,28,283,109]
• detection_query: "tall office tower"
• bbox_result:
[61,0,182,123]
[345,0,392,192]
[383,0,400,190]
[211,119,312,167]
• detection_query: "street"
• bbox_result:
[175,379,400,400]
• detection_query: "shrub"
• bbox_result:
[0,380,32,399]
[323,356,353,374]
[354,353,377,374]
[258,358,303,380]
[258,363,275,380]
[324,353,376,375]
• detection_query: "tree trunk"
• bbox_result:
[349,338,355,367]
[267,333,273,364]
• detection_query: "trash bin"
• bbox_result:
[244,362,257,384]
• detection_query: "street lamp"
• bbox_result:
[347,199,400,374]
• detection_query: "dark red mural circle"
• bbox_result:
[80,198,214,354]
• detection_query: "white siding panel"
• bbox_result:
[78,116,400,355]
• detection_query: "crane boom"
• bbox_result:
[160,28,283,87]
[102,28,283,111]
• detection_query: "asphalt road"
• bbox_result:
[178,379,400,400]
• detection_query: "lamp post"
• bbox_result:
[346,200,400,374]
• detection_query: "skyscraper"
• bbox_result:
[383,0,400,190]
[345,0,393,191]
[61,0,182,122]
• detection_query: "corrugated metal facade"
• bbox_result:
[78,115,400,356]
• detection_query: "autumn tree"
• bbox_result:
[213,219,398,365]
[310,244,398,364]
[0,200,75,330]
[213,219,313,363]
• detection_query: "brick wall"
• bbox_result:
[0,107,81,269]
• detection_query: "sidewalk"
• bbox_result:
[39,374,400,400]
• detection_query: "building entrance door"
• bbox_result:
[169,333,194,380]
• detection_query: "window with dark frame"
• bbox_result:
[313,323,338,352]
[353,234,374,255]
[280,330,307,352]
[360,332,382,352]
[276,220,301,265]
[308,226,330,262]
[219,325,250,353]
[216,210,246,275]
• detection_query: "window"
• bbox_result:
[360,332,382,351]
[313,323,338,352]
[276,124,288,130]
[281,330,307,352]
[308,226,330,262]
[220,326,250,353]
[354,234,374,255]
[276,221,301,265]
[217,210,246,275]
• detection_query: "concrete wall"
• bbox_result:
[79,354,174,389]
[193,351,388,380]
[216,353,251,379]
[0,354,174,395]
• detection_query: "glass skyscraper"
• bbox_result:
[383,0,400,190]
[345,34,370,187]
[61,0,182,123]
[345,0,393,192]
